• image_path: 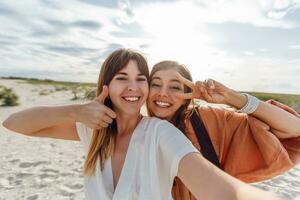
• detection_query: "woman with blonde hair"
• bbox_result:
[3,49,281,200]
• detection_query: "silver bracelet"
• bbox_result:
[236,93,260,114]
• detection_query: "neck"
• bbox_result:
[165,115,173,122]
[115,112,142,137]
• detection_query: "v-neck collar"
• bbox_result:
[108,116,145,200]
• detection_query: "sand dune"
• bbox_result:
[0,78,299,200]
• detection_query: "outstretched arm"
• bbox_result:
[225,90,300,138]
[176,74,300,138]
[2,86,116,140]
[177,152,280,200]
[2,105,80,140]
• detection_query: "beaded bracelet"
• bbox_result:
[236,93,260,114]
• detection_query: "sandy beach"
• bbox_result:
[0,78,299,200]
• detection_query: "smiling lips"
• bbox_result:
[122,97,172,108]
[154,100,172,108]
[122,96,141,102]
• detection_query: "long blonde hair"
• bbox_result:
[84,49,149,176]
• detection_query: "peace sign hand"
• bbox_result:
[175,74,233,105]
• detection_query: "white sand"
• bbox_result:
[0,78,299,200]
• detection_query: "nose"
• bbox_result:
[158,86,168,97]
[127,80,139,91]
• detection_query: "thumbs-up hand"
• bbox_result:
[97,85,109,103]
[77,85,116,129]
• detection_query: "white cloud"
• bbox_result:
[212,56,300,94]
[243,51,256,56]
[288,58,300,63]
[289,44,300,49]
[186,0,300,28]
[0,1,138,72]
[0,0,300,93]
[259,48,268,52]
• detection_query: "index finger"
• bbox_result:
[103,107,116,118]
[175,73,195,90]
[174,91,194,100]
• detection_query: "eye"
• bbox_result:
[137,77,147,82]
[170,85,183,91]
[171,86,181,90]
[115,77,127,81]
[150,83,161,88]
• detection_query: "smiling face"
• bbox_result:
[109,60,149,116]
[90,48,149,175]
[147,69,187,120]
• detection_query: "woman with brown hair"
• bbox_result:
[3,49,281,200]
[146,60,300,200]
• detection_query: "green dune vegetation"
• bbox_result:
[0,85,19,106]
[1,77,300,113]
[247,92,300,113]
[1,76,97,102]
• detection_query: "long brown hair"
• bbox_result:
[84,48,149,176]
[147,61,193,132]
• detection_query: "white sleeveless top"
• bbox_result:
[76,116,199,200]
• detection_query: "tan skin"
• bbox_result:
[3,61,148,189]
[2,62,280,199]
[107,60,148,188]
[148,70,187,121]
[147,69,300,138]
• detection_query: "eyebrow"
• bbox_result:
[152,76,180,84]
[152,76,161,81]
[116,72,145,76]
[170,79,181,84]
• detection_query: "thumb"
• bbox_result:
[97,85,109,103]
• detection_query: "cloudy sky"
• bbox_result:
[0,0,300,94]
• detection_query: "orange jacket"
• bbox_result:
[172,100,300,200]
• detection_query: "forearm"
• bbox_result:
[178,153,280,200]
[226,90,300,137]
[2,104,80,135]
[178,153,236,200]
[234,185,280,200]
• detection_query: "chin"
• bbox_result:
[117,107,140,115]
[127,110,141,115]
[152,112,168,119]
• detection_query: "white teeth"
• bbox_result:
[124,96,139,102]
[155,101,171,107]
